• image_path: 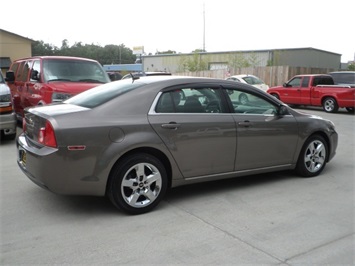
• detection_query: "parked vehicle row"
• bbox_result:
[4,54,354,116]
[267,74,355,113]
[17,76,338,214]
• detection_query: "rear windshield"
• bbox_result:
[65,80,144,108]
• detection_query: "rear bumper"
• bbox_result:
[16,133,106,196]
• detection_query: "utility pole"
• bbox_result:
[203,2,205,52]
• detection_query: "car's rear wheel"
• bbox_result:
[322,97,338,113]
[270,93,279,100]
[296,135,328,177]
[107,153,167,214]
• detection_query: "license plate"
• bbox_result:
[19,149,27,166]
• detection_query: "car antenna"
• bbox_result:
[130,73,140,83]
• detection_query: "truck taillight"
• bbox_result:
[38,121,57,148]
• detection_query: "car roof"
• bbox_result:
[13,56,98,62]
[294,74,332,77]
[126,75,214,83]
[228,74,257,78]
[122,71,172,79]
[329,71,355,74]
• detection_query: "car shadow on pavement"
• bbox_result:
[165,171,298,204]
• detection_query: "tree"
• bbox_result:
[248,53,260,67]
[32,41,58,56]
[177,52,208,72]
[155,50,176,55]
[31,40,136,65]
[348,63,355,71]
[228,53,250,69]
[192,49,206,53]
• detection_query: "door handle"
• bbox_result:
[238,121,252,127]
[161,122,181,129]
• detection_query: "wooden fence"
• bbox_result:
[175,66,336,87]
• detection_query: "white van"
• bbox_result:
[0,71,16,140]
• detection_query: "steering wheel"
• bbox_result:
[206,100,221,113]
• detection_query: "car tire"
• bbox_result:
[239,93,249,105]
[346,107,354,113]
[322,97,338,113]
[295,135,328,177]
[107,153,168,214]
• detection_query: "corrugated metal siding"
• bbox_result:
[276,49,340,68]
[142,48,341,74]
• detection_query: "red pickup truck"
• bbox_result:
[267,74,355,113]
[5,56,110,120]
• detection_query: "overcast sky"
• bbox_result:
[2,0,354,62]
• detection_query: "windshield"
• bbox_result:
[243,76,264,85]
[65,79,144,108]
[43,59,110,83]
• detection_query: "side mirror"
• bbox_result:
[108,73,115,81]
[283,83,288,87]
[5,71,15,82]
[278,105,289,116]
[30,70,40,81]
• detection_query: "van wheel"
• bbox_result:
[107,153,167,214]
[296,135,328,177]
[322,97,338,113]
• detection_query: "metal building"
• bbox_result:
[141,47,341,73]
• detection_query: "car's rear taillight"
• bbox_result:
[38,121,57,148]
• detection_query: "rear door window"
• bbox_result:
[155,86,226,113]
[19,60,33,82]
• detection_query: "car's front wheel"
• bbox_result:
[296,135,328,177]
[107,153,168,214]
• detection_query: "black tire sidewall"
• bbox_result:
[108,153,167,214]
[296,135,328,177]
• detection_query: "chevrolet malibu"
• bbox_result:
[17,76,338,214]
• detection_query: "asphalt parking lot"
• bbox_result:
[1,107,354,265]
